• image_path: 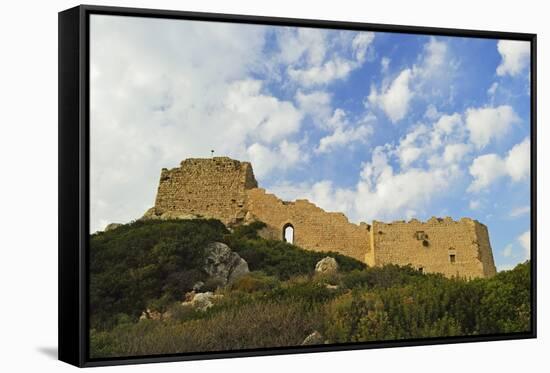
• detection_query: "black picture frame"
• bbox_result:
[58,4,537,367]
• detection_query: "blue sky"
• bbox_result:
[90,15,531,271]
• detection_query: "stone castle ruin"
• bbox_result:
[143,157,497,279]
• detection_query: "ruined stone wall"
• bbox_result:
[152,157,258,225]
[473,222,498,277]
[245,188,371,263]
[371,217,496,279]
[146,157,497,278]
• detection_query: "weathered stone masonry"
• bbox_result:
[144,157,497,279]
[245,188,371,263]
[371,219,496,278]
[147,158,257,225]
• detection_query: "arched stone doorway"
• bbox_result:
[282,223,294,244]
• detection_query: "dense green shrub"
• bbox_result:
[90,219,228,329]
[323,262,531,342]
[339,265,427,290]
[230,272,280,293]
[477,261,531,333]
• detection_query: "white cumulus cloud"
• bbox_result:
[368,37,456,123]
[395,124,429,168]
[509,205,530,218]
[500,230,531,270]
[496,40,530,77]
[381,57,390,73]
[288,58,356,87]
[316,122,373,154]
[465,105,520,149]
[443,143,471,164]
[500,230,531,267]
[518,230,531,260]
[413,37,449,80]
[469,199,481,210]
[468,154,508,192]
[468,137,530,192]
[246,140,305,178]
[368,68,413,123]
[296,91,376,153]
[352,32,376,62]
[502,244,514,258]
[224,79,303,144]
[354,151,460,221]
[505,137,531,181]
[281,29,375,87]
[295,89,332,125]
[275,28,327,66]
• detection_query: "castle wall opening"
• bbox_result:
[283,223,294,244]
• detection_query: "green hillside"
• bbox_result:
[89,219,531,358]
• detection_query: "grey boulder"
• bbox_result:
[203,242,249,285]
[315,256,339,274]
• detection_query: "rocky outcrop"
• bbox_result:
[192,281,205,292]
[315,257,339,274]
[104,223,122,232]
[139,291,225,321]
[301,331,325,345]
[181,291,223,312]
[139,308,163,321]
[203,242,249,285]
[141,207,201,221]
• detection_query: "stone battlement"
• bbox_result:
[376,216,484,227]
[144,157,497,279]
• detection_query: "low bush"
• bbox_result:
[322,262,531,342]
[90,300,324,358]
[230,272,280,293]
[165,302,201,323]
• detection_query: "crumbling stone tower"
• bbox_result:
[147,157,257,225]
[144,157,497,279]
[370,218,496,278]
